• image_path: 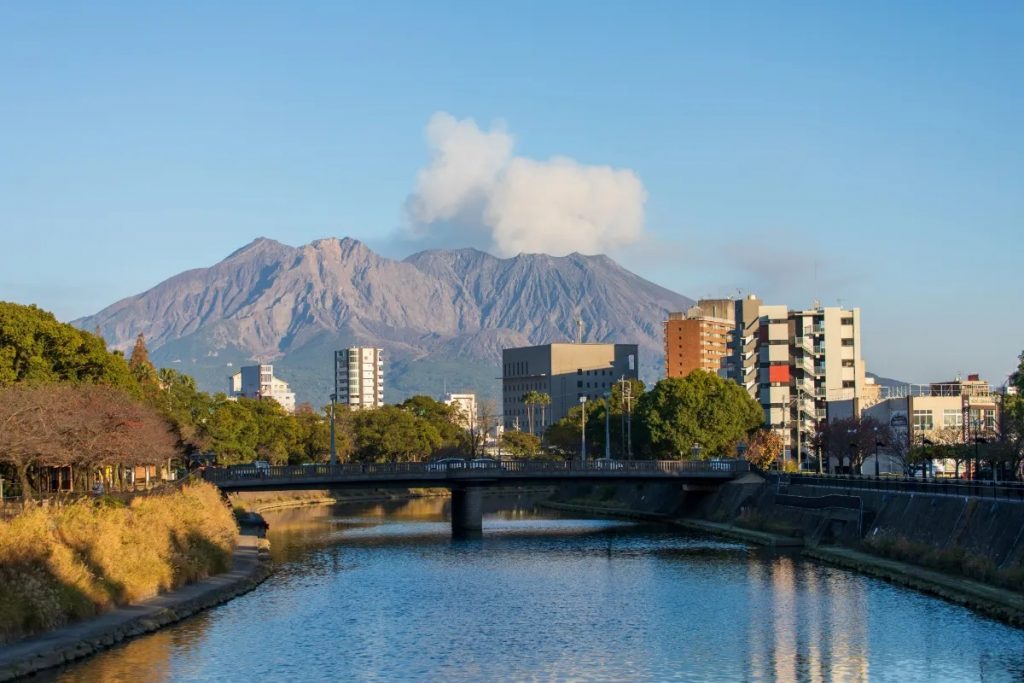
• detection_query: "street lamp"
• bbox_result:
[329,393,338,466]
[737,442,748,461]
[873,427,886,478]
[921,436,934,478]
[579,396,588,466]
[846,428,858,475]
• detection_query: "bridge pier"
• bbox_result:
[450,485,483,537]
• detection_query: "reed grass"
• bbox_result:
[0,481,237,644]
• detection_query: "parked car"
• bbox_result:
[469,458,501,470]
[592,458,624,471]
[425,458,467,472]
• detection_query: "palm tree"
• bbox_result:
[522,391,541,435]
[537,392,551,434]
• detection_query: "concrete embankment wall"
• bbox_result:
[553,477,1024,574]
[689,478,1024,570]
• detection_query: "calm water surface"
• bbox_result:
[46,495,1024,682]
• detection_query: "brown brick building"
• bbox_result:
[664,299,734,378]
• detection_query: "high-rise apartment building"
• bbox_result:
[228,364,296,413]
[502,343,638,433]
[334,347,384,409]
[724,296,867,463]
[664,299,734,378]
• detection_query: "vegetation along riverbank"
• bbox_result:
[0,481,238,646]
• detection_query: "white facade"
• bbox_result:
[444,393,477,432]
[726,297,867,465]
[335,347,384,409]
[227,364,296,413]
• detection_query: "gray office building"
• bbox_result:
[501,343,639,433]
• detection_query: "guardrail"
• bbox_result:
[782,472,1024,502]
[202,458,750,483]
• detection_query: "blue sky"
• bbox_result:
[1,2,1021,384]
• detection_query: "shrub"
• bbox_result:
[0,481,237,644]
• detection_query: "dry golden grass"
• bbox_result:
[0,481,237,644]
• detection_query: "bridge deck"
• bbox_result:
[204,459,750,491]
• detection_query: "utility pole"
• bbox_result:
[625,381,633,459]
[329,393,338,465]
[795,387,803,472]
[619,376,626,458]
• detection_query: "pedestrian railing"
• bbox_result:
[781,472,1024,502]
[202,458,750,484]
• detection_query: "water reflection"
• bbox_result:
[45,495,1024,682]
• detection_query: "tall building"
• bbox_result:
[227,364,296,413]
[334,347,384,409]
[501,343,638,433]
[444,392,477,432]
[724,297,867,463]
[664,299,734,378]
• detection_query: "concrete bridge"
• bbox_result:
[203,459,750,536]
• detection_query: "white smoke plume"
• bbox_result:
[406,112,646,256]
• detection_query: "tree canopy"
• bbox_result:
[0,302,135,389]
[635,372,763,458]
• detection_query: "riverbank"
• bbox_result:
[230,487,452,514]
[0,530,272,682]
[544,491,1024,628]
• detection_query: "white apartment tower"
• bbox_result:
[725,297,867,464]
[228,364,296,413]
[335,347,384,409]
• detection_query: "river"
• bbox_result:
[44,494,1024,682]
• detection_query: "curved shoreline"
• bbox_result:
[539,500,1024,628]
[0,532,273,682]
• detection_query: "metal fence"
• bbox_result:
[203,458,750,483]
[782,472,1024,502]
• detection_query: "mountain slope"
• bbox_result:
[75,238,693,404]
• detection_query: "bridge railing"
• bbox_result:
[202,458,749,483]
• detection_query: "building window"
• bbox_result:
[841,317,854,325]
[577,381,583,388]
[913,409,934,431]
[842,380,854,388]
[577,368,583,375]
[943,409,963,428]
[841,339,854,346]
[842,359,854,367]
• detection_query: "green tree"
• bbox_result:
[153,368,213,449]
[500,430,541,458]
[351,406,441,462]
[202,398,260,465]
[128,332,159,389]
[0,302,135,390]
[543,400,604,458]
[290,404,330,463]
[400,395,461,445]
[635,371,763,459]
